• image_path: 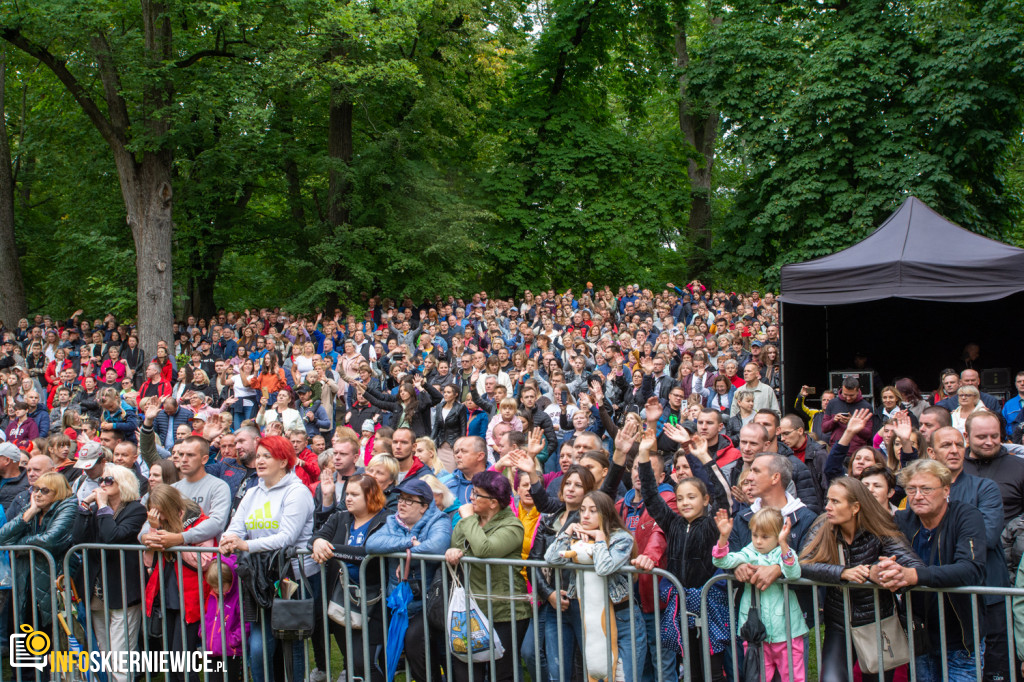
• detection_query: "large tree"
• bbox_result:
[705,0,1024,280]
[0,48,27,324]
[0,1,272,349]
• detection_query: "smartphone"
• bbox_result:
[806,386,816,394]
[560,389,569,404]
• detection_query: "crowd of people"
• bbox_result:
[0,281,1020,682]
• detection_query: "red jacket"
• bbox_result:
[617,486,677,613]
[138,378,172,401]
[713,434,742,469]
[294,447,321,493]
[152,358,174,385]
[144,513,214,623]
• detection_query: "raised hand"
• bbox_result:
[637,426,657,456]
[644,396,663,425]
[526,427,546,457]
[730,484,751,506]
[663,422,692,446]
[893,412,913,442]
[511,449,536,475]
[689,434,711,464]
[847,407,873,434]
[640,356,655,375]
[614,419,640,454]
[778,517,791,546]
[714,509,733,539]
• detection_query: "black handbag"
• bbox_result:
[271,558,316,641]
[898,602,930,657]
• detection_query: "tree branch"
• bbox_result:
[0,27,119,147]
[174,50,254,68]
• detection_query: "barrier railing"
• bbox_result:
[44,544,693,682]
[0,542,1018,682]
[699,575,1024,682]
[4,545,60,682]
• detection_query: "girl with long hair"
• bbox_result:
[545,490,643,682]
[800,478,924,682]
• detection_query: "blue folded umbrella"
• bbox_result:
[384,551,416,682]
[384,581,413,682]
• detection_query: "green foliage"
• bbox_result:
[703,0,1024,284]
[3,0,1023,316]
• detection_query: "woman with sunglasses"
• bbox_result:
[76,463,147,682]
[0,471,78,633]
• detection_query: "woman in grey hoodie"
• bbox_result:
[220,435,316,682]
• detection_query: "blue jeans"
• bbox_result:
[521,614,547,682]
[543,601,584,682]
[615,603,648,682]
[232,402,256,430]
[248,618,308,682]
[641,610,678,682]
[915,645,983,682]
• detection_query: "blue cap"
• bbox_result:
[395,478,433,503]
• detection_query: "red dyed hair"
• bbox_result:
[257,435,298,471]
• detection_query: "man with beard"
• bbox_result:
[221,424,260,512]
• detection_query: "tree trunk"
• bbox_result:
[0,49,27,325]
[3,4,176,355]
[325,87,353,312]
[114,148,174,358]
[185,244,223,320]
[676,22,718,278]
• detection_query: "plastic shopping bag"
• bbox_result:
[446,571,504,663]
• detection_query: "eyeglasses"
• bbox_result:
[470,490,496,501]
[397,496,427,506]
[98,476,117,487]
[29,486,52,495]
[905,486,939,497]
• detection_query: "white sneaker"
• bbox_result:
[334,673,347,682]
[307,669,328,682]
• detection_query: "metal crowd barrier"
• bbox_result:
[3,545,60,682]
[23,544,695,682]
[0,543,1022,682]
[699,575,1024,682]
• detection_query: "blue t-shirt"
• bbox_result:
[346,519,372,582]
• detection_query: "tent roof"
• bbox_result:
[779,196,1024,304]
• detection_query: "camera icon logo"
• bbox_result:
[10,623,50,671]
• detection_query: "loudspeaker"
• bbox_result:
[981,368,1011,389]
[829,370,874,398]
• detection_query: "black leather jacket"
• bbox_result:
[528,510,578,605]
[801,524,924,627]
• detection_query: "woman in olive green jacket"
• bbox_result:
[445,470,530,682]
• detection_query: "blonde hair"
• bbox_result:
[35,472,72,502]
[421,474,454,509]
[898,458,952,488]
[499,397,518,411]
[104,463,140,502]
[748,507,783,538]
[367,454,400,485]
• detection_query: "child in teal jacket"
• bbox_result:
[712,507,807,682]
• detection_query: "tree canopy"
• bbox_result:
[2,0,1022,323]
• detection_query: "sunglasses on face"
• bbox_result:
[98,476,117,486]
[30,486,52,495]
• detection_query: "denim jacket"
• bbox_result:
[544,529,634,604]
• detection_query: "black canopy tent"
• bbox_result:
[778,196,1024,409]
